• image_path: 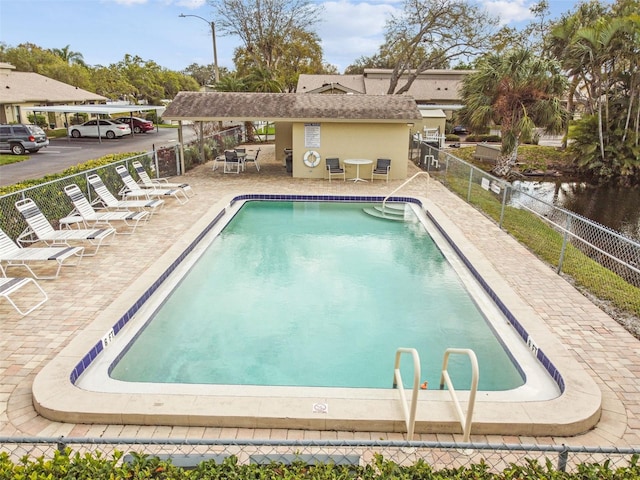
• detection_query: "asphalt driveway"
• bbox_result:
[0,127,196,187]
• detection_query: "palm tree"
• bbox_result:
[459,49,567,176]
[51,44,85,66]
[544,1,608,148]
[245,67,283,93]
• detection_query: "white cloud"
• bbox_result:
[107,0,206,6]
[480,0,535,25]
[318,0,398,70]
[108,0,148,5]
[175,0,208,8]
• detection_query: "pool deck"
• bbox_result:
[1,144,639,447]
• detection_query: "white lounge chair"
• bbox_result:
[87,174,164,217]
[63,184,148,234]
[0,271,48,316]
[132,161,194,197]
[0,228,83,279]
[15,198,116,256]
[116,165,189,205]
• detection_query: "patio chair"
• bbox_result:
[0,228,83,280]
[132,161,194,197]
[87,174,164,217]
[212,153,226,172]
[224,150,242,174]
[0,273,48,316]
[14,198,115,257]
[116,165,189,204]
[63,184,148,234]
[244,148,261,171]
[371,158,391,183]
[326,157,345,182]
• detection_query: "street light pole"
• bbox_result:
[179,13,220,83]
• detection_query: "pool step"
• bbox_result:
[362,203,407,221]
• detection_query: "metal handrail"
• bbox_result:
[439,348,479,442]
[381,171,430,214]
[392,347,421,440]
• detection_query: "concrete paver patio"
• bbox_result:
[1,144,638,447]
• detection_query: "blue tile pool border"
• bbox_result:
[69,194,564,394]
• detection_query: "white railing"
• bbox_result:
[381,171,430,213]
[439,348,479,442]
[392,347,421,440]
[423,134,446,149]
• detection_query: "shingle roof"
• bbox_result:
[295,69,474,103]
[296,74,365,94]
[162,92,422,123]
[0,70,106,103]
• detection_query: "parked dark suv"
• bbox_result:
[0,124,49,155]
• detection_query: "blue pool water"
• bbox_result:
[109,201,525,390]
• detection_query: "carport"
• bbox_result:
[22,104,165,144]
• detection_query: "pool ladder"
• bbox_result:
[393,347,479,441]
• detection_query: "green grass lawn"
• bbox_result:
[0,154,29,166]
[453,145,575,174]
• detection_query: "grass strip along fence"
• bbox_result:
[429,150,640,321]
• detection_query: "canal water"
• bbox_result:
[512,179,640,243]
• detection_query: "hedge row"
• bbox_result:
[1,451,639,479]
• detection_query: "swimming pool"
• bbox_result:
[32,194,602,436]
[108,200,524,390]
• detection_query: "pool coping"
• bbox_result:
[32,194,602,436]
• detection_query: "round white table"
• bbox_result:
[343,159,372,182]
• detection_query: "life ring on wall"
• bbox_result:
[303,150,321,168]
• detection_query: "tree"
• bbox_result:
[232,28,326,91]
[245,66,283,92]
[488,1,552,55]
[212,0,322,71]
[459,49,567,177]
[545,0,640,182]
[544,0,608,148]
[184,63,215,87]
[50,44,85,66]
[213,73,249,92]
[91,64,137,100]
[0,43,62,73]
[348,0,497,94]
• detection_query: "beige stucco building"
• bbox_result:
[163,91,422,180]
[0,62,106,126]
[296,68,473,136]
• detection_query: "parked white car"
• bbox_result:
[68,119,131,139]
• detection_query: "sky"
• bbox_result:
[0,0,594,74]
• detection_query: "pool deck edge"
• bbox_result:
[31,194,603,438]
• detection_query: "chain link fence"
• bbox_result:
[0,154,151,241]
[1,437,639,474]
[1,138,639,472]
[0,126,245,242]
[177,125,244,175]
[418,143,640,320]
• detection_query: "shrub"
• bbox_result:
[466,134,501,143]
[0,152,144,196]
[1,450,639,479]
